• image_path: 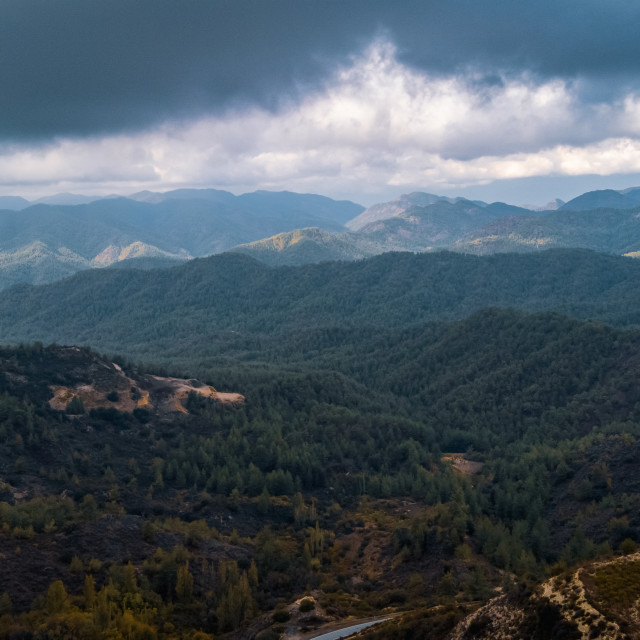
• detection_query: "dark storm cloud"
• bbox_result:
[1,0,639,141]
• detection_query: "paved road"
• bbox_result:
[307,618,392,640]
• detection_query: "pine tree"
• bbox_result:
[176,562,194,603]
[248,560,258,587]
[257,487,271,515]
[0,591,12,615]
[45,580,68,614]
[83,574,96,609]
[65,396,85,414]
[123,562,138,594]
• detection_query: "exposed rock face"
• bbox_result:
[450,552,640,639]
[41,346,244,415]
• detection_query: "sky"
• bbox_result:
[2,0,640,206]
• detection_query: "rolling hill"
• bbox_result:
[2,249,640,364]
[0,242,90,289]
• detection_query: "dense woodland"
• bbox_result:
[3,250,640,361]
[2,250,640,637]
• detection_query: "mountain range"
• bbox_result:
[0,189,363,288]
[2,185,640,289]
[236,188,640,266]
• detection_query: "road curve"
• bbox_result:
[305,617,392,640]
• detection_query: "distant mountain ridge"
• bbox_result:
[0,195,31,210]
[0,189,364,289]
[5,185,640,285]
[32,192,102,206]
[236,196,560,266]
[560,188,640,211]
[358,201,538,249]
[520,197,565,211]
[452,207,640,255]
[233,227,382,265]
[346,191,489,231]
[237,187,640,266]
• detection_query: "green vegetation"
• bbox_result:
[299,597,315,612]
[592,561,640,608]
[0,308,638,636]
[2,249,640,637]
[4,250,640,363]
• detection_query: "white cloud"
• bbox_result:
[2,40,640,201]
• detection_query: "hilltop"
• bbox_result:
[233,227,382,265]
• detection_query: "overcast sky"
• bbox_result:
[2,0,640,205]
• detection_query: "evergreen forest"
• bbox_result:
[1,250,640,638]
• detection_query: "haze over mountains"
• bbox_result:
[236,186,640,265]
[0,189,362,288]
[2,184,640,289]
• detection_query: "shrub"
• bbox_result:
[272,609,291,623]
[299,597,315,612]
[133,408,150,423]
[65,397,84,415]
[69,555,83,573]
[621,538,637,555]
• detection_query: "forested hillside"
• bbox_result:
[6,0,640,636]
[4,247,640,638]
[2,250,640,363]
[2,307,640,637]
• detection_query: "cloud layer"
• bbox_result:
[3,0,640,140]
[2,41,640,202]
[2,2,640,202]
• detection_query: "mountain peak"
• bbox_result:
[561,189,638,211]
